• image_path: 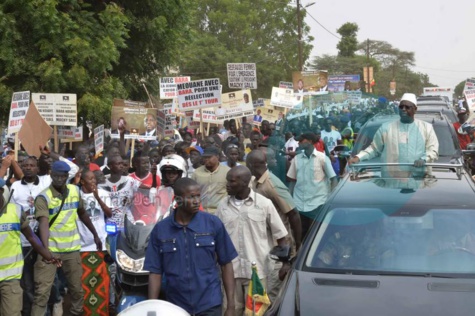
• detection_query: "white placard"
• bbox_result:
[214,90,253,120]
[94,125,104,155]
[177,78,221,111]
[270,87,301,108]
[8,91,30,135]
[227,63,257,89]
[464,90,475,108]
[192,108,221,124]
[32,93,77,126]
[58,126,83,140]
[159,77,191,99]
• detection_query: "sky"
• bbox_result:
[301,0,475,89]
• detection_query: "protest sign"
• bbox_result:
[345,91,363,105]
[252,98,265,108]
[253,99,285,126]
[113,99,148,107]
[270,87,302,108]
[18,102,53,158]
[156,110,166,136]
[31,93,77,126]
[185,111,200,129]
[328,75,361,92]
[159,76,191,99]
[279,81,293,89]
[94,125,104,155]
[227,63,257,89]
[8,91,30,135]
[110,101,160,140]
[163,103,177,137]
[463,79,475,94]
[192,108,220,124]
[214,90,253,120]
[177,78,221,111]
[464,90,475,108]
[58,126,83,141]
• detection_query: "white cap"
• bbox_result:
[400,93,417,108]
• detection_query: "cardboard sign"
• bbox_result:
[185,111,200,129]
[156,110,166,136]
[270,87,302,108]
[345,91,363,104]
[18,101,53,158]
[463,79,475,94]
[192,108,221,124]
[110,102,160,140]
[58,126,83,140]
[253,98,265,108]
[227,63,257,89]
[8,91,30,135]
[177,78,221,111]
[214,90,253,120]
[159,76,191,99]
[31,93,77,126]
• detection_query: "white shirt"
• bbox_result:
[77,189,110,251]
[321,130,342,152]
[285,137,299,159]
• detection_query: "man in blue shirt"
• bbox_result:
[145,178,238,316]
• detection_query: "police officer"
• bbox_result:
[0,178,60,316]
[31,161,102,316]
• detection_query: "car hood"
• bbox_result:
[286,271,475,316]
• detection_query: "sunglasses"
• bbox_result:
[398,104,414,110]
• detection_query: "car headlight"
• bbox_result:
[116,249,147,273]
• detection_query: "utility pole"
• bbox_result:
[366,38,370,93]
[297,0,303,71]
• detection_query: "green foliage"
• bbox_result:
[179,0,313,99]
[0,0,192,126]
[455,80,466,97]
[336,22,359,57]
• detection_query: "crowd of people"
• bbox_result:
[0,92,452,316]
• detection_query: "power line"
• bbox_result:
[413,65,475,73]
[303,10,341,40]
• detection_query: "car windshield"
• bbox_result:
[305,208,475,276]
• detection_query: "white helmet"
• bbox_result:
[159,154,187,177]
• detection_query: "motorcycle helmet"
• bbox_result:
[159,154,187,186]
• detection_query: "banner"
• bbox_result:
[8,91,30,135]
[292,70,329,94]
[177,78,221,111]
[215,90,253,120]
[110,102,160,140]
[58,126,83,141]
[270,87,302,108]
[328,75,361,92]
[227,63,257,89]
[18,102,53,158]
[159,76,191,99]
[94,125,104,155]
[31,93,77,126]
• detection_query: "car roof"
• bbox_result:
[328,168,475,209]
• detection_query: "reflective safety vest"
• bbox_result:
[39,184,81,253]
[0,203,23,282]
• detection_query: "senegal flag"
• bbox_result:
[244,264,270,316]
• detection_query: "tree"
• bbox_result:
[179,0,313,98]
[0,0,192,126]
[455,80,467,97]
[336,22,359,58]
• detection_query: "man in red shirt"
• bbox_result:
[129,152,161,223]
[453,108,473,150]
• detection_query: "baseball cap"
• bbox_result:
[185,146,204,155]
[202,147,221,157]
